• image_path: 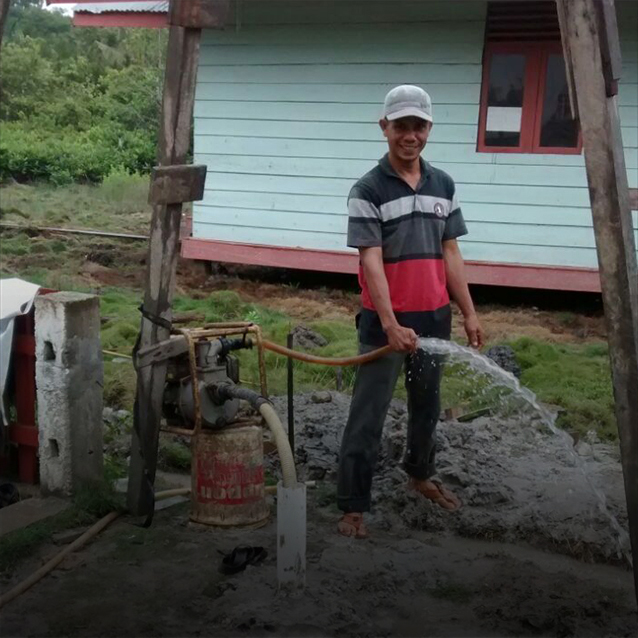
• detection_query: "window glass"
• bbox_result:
[484,54,526,147]
[539,54,579,148]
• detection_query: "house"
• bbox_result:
[60,1,638,292]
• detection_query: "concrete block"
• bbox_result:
[35,292,104,495]
[0,496,70,537]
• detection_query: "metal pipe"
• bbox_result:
[287,332,295,460]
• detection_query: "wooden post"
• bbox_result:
[127,22,203,517]
[0,0,11,54]
[559,0,638,605]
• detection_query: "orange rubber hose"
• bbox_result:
[262,340,392,366]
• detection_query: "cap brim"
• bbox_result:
[386,107,433,122]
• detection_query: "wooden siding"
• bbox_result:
[192,0,638,271]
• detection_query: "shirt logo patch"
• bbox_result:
[433,203,446,218]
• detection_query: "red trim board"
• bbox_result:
[181,237,602,292]
[73,13,168,28]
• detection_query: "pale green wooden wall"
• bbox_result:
[193,0,638,270]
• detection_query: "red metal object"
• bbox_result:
[181,236,603,292]
[0,289,54,484]
[190,426,268,527]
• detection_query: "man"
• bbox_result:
[337,85,484,538]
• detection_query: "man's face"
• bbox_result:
[379,116,431,162]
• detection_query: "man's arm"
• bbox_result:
[442,239,484,348]
[360,247,417,352]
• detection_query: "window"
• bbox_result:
[477,2,581,154]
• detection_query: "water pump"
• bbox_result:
[162,336,251,430]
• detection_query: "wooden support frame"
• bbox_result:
[148,164,207,205]
[559,0,638,606]
[0,0,11,55]
[169,0,230,29]
[127,16,204,517]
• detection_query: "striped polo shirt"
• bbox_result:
[347,154,468,346]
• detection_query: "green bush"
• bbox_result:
[0,7,165,185]
[0,122,155,183]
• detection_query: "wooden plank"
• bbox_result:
[180,237,603,292]
[0,0,11,56]
[195,136,638,168]
[169,0,230,29]
[556,0,579,120]
[597,0,623,96]
[235,1,486,25]
[195,119,480,143]
[148,164,207,205]
[127,20,202,518]
[196,63,483,85]
[190,222,605,269]
[135,335,188,369]
[197,194,638,229]
[193,205,611,247]
[195,153,591,187]
[0,497,69,538]
[195,41,481,66]
[201,22,483,47]
[195,82,481,104]
[561,0,638,606]
[630,188,638,210]
[201,179,594,208]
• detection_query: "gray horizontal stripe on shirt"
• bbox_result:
[348,197,379,219]
[379,194,453,222]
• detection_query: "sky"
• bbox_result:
[45,3,75,16]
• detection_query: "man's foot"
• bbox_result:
[337,513,369,538]
[409,478,462,511]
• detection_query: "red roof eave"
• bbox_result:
[72,12,168,28]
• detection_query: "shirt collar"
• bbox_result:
[378,153,431,189]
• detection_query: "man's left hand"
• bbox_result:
[464,313,484,349]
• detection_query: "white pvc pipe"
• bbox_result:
[277,481,306,593]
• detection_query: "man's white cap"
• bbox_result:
[383,85,433,122]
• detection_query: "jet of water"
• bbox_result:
[418,337,632,566]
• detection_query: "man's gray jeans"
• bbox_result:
[337,346,444,513]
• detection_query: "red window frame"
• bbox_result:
[477,41,582,155]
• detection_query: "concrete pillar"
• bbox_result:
[35,292,103,495]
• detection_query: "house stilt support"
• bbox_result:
[126,21,203,518]
[559,0,638,606]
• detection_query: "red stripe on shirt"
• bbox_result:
[360,258,449,313]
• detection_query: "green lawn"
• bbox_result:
[0,180,617,441]
[0,173,151,234]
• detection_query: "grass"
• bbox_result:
[0,175,151,234]
[0,269,612,440]
[0,181,618,441]
[511,337,615,440]
[158,436,192,472]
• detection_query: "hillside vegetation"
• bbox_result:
[0,0,165,184]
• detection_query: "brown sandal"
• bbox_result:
[337,513,369,539]
[409,479,462,511]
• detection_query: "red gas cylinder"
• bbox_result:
[190,424,269,527]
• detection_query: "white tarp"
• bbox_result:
[0,279,41,425]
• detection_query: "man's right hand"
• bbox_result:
[384,324,418,352]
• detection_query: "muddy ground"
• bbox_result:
[2,393,636,638]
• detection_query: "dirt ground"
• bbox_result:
[2,393,635,638]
